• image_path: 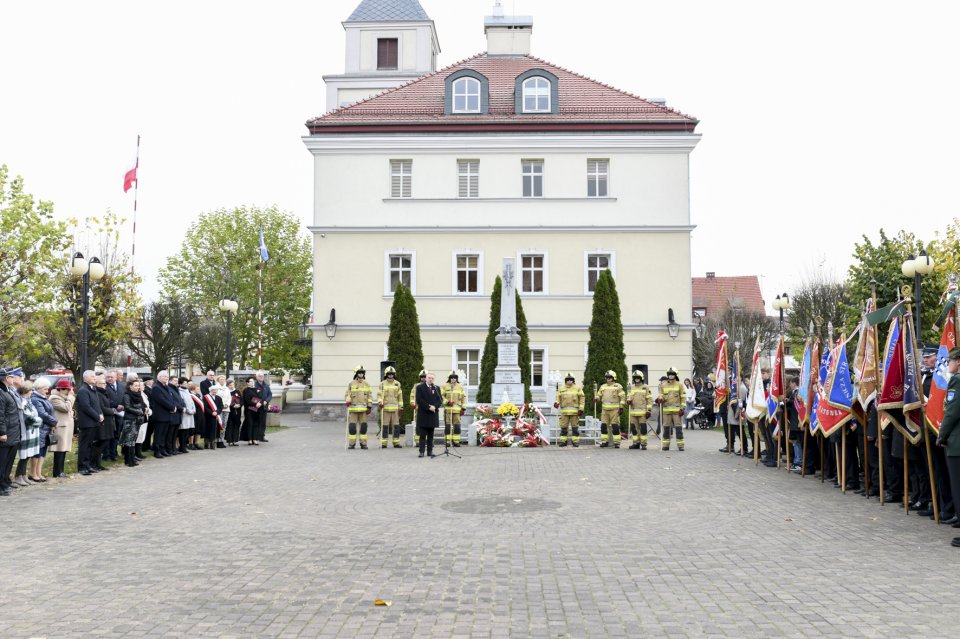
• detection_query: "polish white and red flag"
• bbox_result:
[123,158,138,193]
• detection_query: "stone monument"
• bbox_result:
[491,257,525,405]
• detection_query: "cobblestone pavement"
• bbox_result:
[2,420,958,638]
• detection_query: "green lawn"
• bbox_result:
[38,425,289,477]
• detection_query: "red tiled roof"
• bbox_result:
[691,276,765,317]
[307,53,698,133]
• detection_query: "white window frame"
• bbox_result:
[522,77,551,113]
[587,158,609,198]
[529,345,549,390]
[521,159,544,198]
[517,251,548,296]
[383,249,416,296]
[457,159,480,199]
[452,77,481,114]
[452,345,482,391]
[451,251,484,296]
[389,159,412,199]
[583,250,617,295]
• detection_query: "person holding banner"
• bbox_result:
[923,345,956,523]
[934,347,960,545]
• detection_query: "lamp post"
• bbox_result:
[70,252,105,373]
[772,293,791,333]
[296,313,312,346]
[218,299,239,377]
[694,315,705,339]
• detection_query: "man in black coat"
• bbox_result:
[200,370,216,396]
[255,372,273,442]
[166,376,185,455]
[415,371,443,458]
[76,370,105,475]
[921,345,956,523]
[104,370,125,462]
[150,372,177,458]
[0,367,25,494]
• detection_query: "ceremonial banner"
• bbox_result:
[878,317,921,443]
[714,331,729,413]
[927,309,957,435]
[730,352,740,407]
[770,336,785,401]
[768,390,780,437]
[797,337,812,425]
[854,301,880,412]
[810,345,831,435]
[745,339,768,423]
[901,316,924,441]
[816,339,853,437]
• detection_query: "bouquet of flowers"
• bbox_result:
[267,405,282,414]
[474,404,495,420]
[476,402,549,447]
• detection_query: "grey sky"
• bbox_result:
[2,0,958,307]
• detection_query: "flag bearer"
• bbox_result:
[657,368,685,451]
[627,371,653,450]
[554,373,585,447]
[379,367,403,448]
[442,371,466,447]
[344,366,372,449]
[595,371,625,447]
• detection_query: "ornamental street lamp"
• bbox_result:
[218,298,239,377]
[694,315,705,339]
[296,313,312,346]
[70,252,105,374]
[772,293,791,334]
[902,249,935,342]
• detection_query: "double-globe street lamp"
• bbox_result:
[218,299,239,377]
[772,293,791,333]
[70,252,105,373]
[902,249,935,341]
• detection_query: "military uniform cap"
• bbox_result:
[923,344,939,358]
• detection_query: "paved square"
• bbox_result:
[1,420,957,638]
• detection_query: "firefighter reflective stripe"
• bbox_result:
[345,381,372,411]
[596,383,625,409]
[658,381,684,414]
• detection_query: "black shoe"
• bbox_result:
[763,461,778,467]
[629,444,640,449]
[719,447,730,453]
[918,509,934,517]
[952,520,960,528]
[418,453,424,458]
[216,442,226,448]
[80,469,93,476]
[428,452,436,457]
[360,443,368,450]
[952,538,960,547]
[940,515,959,525]
[599,442,609,448]
[558,441,567,447]
[854,488,866,495]
[348,444,356,450]
[572,442,579,448]
[260,439,269,443]
[452,442,460,448]
[0,488,8,496]
[154,452,165,459]
[54,472,67,478]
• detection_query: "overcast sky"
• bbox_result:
[3,0,958,306]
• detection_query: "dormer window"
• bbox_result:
[522,77,551,112]
[452,77,481,113]
[514,69,559,115]
[444,70,489,115]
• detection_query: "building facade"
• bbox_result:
[304,0,701,416]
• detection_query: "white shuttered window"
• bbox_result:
[390,160,412,198]
[457,160,479,198]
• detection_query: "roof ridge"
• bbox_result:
[309,52,487,122]
[525,55,698,121]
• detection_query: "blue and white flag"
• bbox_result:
[258,226,270,262]
[810,348,831,435]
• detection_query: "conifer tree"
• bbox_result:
[583,270,628,418]
[386,282,424,424]
[476,276,502,403]
[515,290,532,403]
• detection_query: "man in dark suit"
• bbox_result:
[200,370,216,396]
[76,370,104,475]
[104,370,125,461]
[0,367,25,494]
[166,376,185,454]
[149,371,177,458]
[255,371,273,442]
[922,345,956,523]
[415,371,443,458]
[935,347,960,546]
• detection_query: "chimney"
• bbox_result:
[485,1,533,56]
[706,272,716,279]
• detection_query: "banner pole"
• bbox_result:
[754,419,759,465]
[819,433,824,483]
[903,454,909,513]
[841,426,847,493]
[863,420,870,498]
[801,428,808,478]
[878,430,885,505]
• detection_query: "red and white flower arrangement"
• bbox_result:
[474,402,550,447]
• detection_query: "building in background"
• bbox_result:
[691,273,765,319]
[304,0,700,418]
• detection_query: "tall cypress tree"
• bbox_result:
[386,282,424,424]
[583,270,627,418]
[515,290,532,403]
[476,276,502,404]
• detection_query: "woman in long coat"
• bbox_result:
[178,380,195,454]
[225,379,242,446]
[93,375,116,469]
[29,378,58,482]
[120,380,146,466]
[241,377,263,445]
[49,379,75,478]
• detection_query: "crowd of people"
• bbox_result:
[713,345,960,548]
[0,367,275,496]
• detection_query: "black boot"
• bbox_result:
[134,444,146,460]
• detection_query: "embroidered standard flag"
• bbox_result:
[258,226,270,262]
[714,331,729,413]
[770,336,785,401]
[745,339,768,423]
[797,337,812,424]
[767,390,780,437]
[878,317,915,441]
[927,308,956,435]
[854,302,880,412]
[810,345,831,435]
[730,352,740,407]
[123,159,138,193]
[821,336,855,437]
[901,316,924,442]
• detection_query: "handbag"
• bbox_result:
[47,430,60,446]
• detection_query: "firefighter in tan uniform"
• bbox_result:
[410,369,426,447]
[344,366,372,449]
[627,370,654,449]
[657,367,685,451]
[595,370,625,447]
[441,371,466,447]
[554,372,585,447]
[378,366,402,448]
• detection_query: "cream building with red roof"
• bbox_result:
[304,0,701,414]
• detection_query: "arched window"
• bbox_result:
[452,77,481,113]
[522,77,551,113]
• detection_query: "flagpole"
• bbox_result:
[258,257,264,371]
[131,134,140,271]
[905,288,940,524]
[736,349,745,457]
